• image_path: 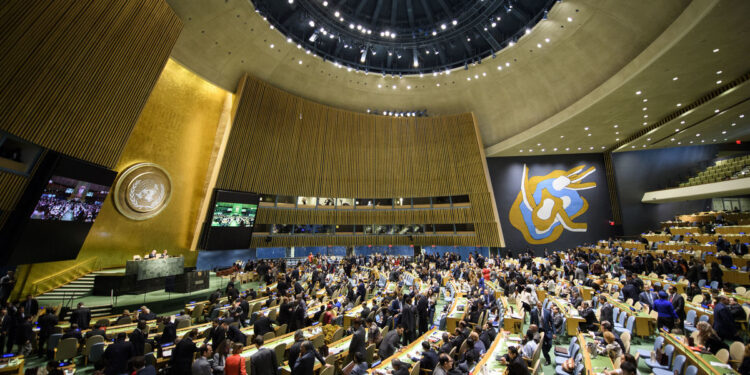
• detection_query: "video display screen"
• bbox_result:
[211,202,257,227]
[30,176,110,223]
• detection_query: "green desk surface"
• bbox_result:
[662,333,737,375]
[370,329,444,373]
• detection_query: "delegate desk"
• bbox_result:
[500,296,524,334]
[548,297,585,336]
[662,332,738,375]
[475,331,520,375]
[369,329,444,373]
[280,334,353,375]
[446,296,468,333]
[579,333,615,374]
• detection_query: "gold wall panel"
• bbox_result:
[0,0,182,168]
[217,74,503,247]
[15,60,228,298]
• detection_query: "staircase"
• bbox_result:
[36,273,96,302]
[61,304,114,320]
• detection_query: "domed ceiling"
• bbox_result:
[250,0,555,75]
[166,0,750,156]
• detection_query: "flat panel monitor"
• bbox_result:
[200,190,260,250]
[0,152,117,265]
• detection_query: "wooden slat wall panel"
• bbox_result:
[218,74,503,247]
[0,0,182,168]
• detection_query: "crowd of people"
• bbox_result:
[2,216,750,374]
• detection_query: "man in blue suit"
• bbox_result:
[540,305,554,365]
[713,296,736,341]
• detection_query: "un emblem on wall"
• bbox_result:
[114,163,172,220]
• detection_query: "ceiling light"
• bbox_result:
[644,115,648,118]
[491,22,497,28]
[675,129,680,132]
[322,1,328,5]
[613,124,619,128]
[615,131,619,135]
[349,24,354,29]
[740,114,745,118]
[406,86,411,90]
[545,38,550,43]
[678,142,681,145]
[392,85,396,90]
[553,148,557,151]
[565,147,570,151]
[269,44,274,48]
[334,11,340,17]
[643,122,647,125]
[716,80,722,84]
[722,131,727,134]
[584,127,589,130]
[287,37,292,43]
[519,149,523,153]
[713,48,719,53]
[360,49,367,62]
[588,133,591,137]
[561,135,564,138]
[541,148,545,152]
[567,17,573,22]
[643,107,647,111]
[537,143,541,146]
[452,19,458,25]
[732,122,737,126]
[647,138,651,141]
[716,70,723,75]
[680,120,685,124]
[497,66,502,70]
[676,103,682,107]
[615,138,619,141]
[635,90,642,95]
[441,24,447,30]
[589,146,594,150]
[436,83,440,87]
[670,138,675,141]
[309,20,315,27]
[298,60,303,65]
[577,147,581,150]
[529,149,533,152]
[672,76,678,81]
[696,133,700,137]
[377,84,382,88]
[525,28,531,34]
[537,43,542,48]
[715,109,720,113]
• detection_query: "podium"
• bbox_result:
[93,256,189,296]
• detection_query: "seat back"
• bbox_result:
[685,365,698,375]
[263,331,276,342]
[715,348,729,363]
[617,312,626,326]
[325,354,336,365]
[274,342,286,364]
[54,337,79,361]
[342,361,355,375]
[275,323,288,336]
[409,362,420,375]
[698,315,710,323]
[652,336,664,351]
[692,294,704,304]
[116,316,132,325]
[710,281,719,290]
[83,335,105,356]
[321,364,335,375]
[88,342,105,364]
[698,280,706,288]
[730,341,745,361]
[366,343,375,364]
[671,354,686,372]
[46,334,62,353]
[613,307,620,320]
[663,345,675,367]
[333,327,344,342]
[625,316,635,332]
[268,308,278,321]
[144,351,156,367]
[176,318,190,330]
[685,309,696,325]
[94,318,110,327]
[312,334,325,348]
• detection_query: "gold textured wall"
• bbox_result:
[218,74,504,248]
[14,60,229,298]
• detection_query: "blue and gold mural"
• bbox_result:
[487,154,613,251]
[509,164,597,244]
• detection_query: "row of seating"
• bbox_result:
[679,154,750,187]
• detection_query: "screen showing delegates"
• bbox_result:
[30,176,110,223]
[211,202,257,228]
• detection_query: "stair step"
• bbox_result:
[51,288,92,292]
[68,280,94,285]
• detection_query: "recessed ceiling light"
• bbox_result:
[676,103,682,107]
[615,138,620,141]
[406,85,411,90]
[553,147,558,151]
[732,122,737,126]
[565,147,570,151]
[392,85,397,89]
[643,99,648,102]
[561,135,564,138]
[584,127,589,130]
[541,148,545,152]
[436,83,440,87]
[519,150,523,152]
[615,131,619,135]
[298,60,303,64]
[537,143,541,146]
[643,107,647,111]
[631,146,635,148]
[713,48,720,53]
[588,133,591,136]
[680,120,685,124]
[675,129,680,132]
[613,124,619,128]
[716,70,723,75]
[672,77,678,81]
[642,145,646,148]
[647,138,651,141]
[715,109,720,113]
[740,114,745,118]
[589,146,594,150]
[545,38,550,43]
[644,115,648,118]
[269,44,274,48]
[696,133,700,137]
[670,138,675,141]
[577,147,581,150]
[643,122,647,125]
[567,17,573,22]
[635,90,642,95]
[602,146,606,149]
[716,80,722,84]
[378,84,382,88]
[722,131,727,134]
[529,149,533,152]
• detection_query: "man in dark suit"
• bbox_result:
[70,303,91,330]
[390,359,410,375]
[227,323,247,345]
[61,324,83,342]
[416,294,430,336]
[357,281,367,302]
[400,297,417,345]
[157,317,176,345]
[291,339,326,375]
[251,336,279,375]
[540,306,554,365]
[14,315,33,355]
[85,323,107,340]
[170,329,198,374]
[103,332,135,375]
[209,289,222,305]
[254,313,275,337]
[37,307,58,355]
[22,295,39,317]
[128,320,148,356]
[288,330,307,372]
[131,355,157,375]
[621,282,639,303]
[205,319,227,349]
[733,240,748,256]
[239,297,250,326]
[529,302,541,327]
[389,296,403,316]
[668,286,686,329]
[379,324,404,359]
[578,302,598,332]
[138,306,156,321]
[419,341,439,370]
[348,318,367,362]
[598,295,614,327]
[713,296,736,341]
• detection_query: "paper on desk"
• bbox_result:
[710,362,732,369]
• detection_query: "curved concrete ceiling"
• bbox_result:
[166,0,749,156]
